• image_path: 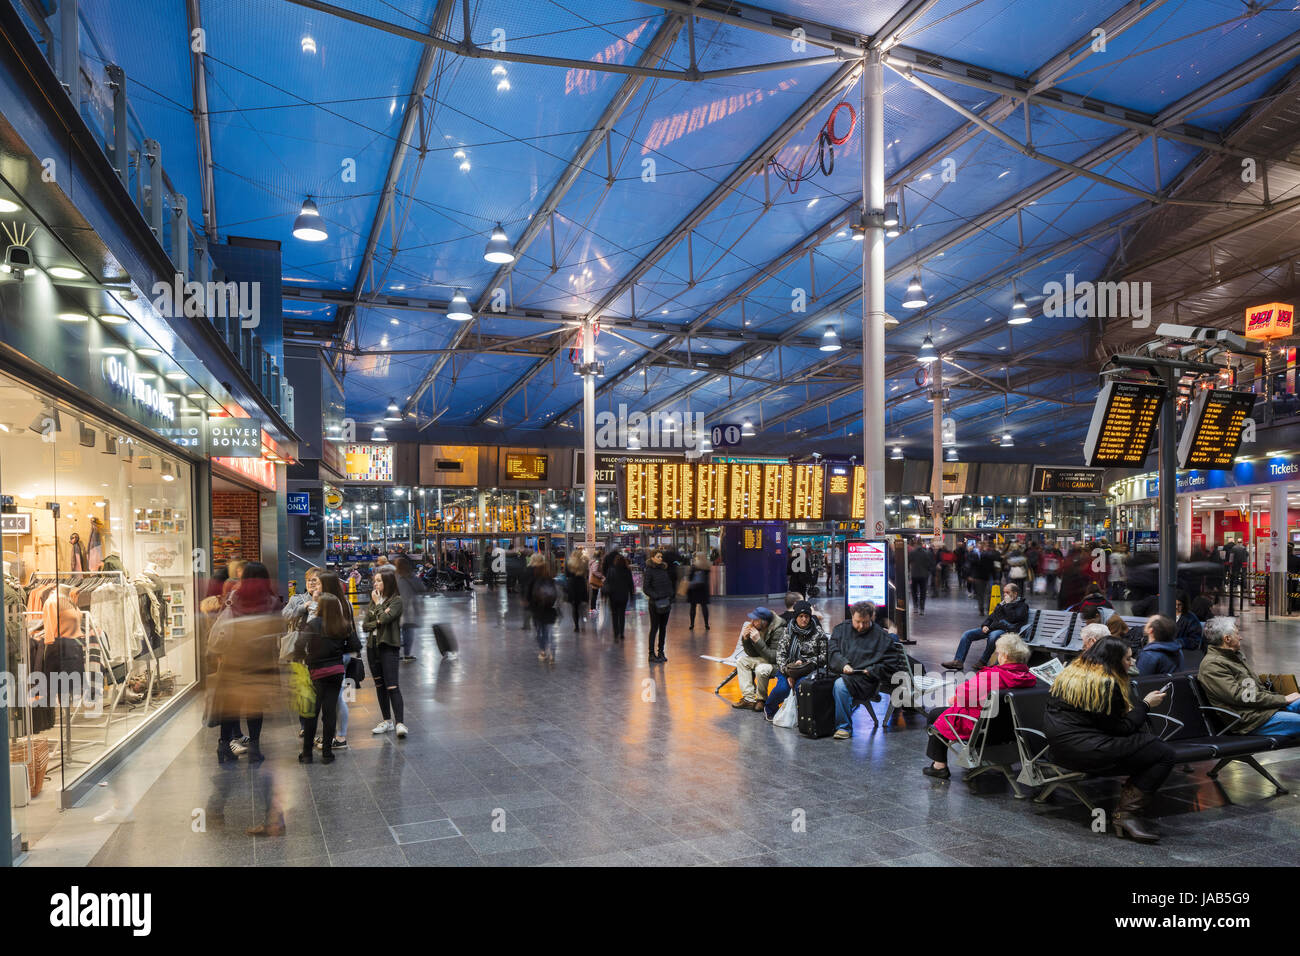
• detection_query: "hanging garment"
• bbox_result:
[69,533,85,573]
[88,582,148,664]
[87,523,104,571]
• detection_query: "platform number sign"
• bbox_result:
[712,423,743,447]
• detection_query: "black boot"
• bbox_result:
[1112,784,1160,844]
[298,749,313,764]
[217,741,238,764]
[246,742,265,764]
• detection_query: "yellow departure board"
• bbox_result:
[1177,389,1255,469]
[504,452,548,481]
[622,461,825,522]
[695,463,728,520]
[1084,381,1164,468]
[792,464,824,519]
[851,465,866,520]
[743,527,763,549]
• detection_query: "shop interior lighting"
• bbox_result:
[100,345,128,355]
[819,325,842,352]
[890,444,904,460]
[292,198,328,242]
[301,35,316,53]
[0,198,18,213]
[483,223,516,264]
[945,446,958,461]
[1000,431,1014,447]
[164,370,187,380]
[98,313,129,325]
[58,312,90,323]
[902,275,927,309]
[447,289,472,321]
[136,346,162,358]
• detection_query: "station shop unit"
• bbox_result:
[1,370,198,848]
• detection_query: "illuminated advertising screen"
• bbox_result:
[504,452,548,482]
[845,539,888,608]
[1030,466,1105,495]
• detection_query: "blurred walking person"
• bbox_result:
[686,551,711,631]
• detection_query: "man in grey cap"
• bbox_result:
[732,606,784,711]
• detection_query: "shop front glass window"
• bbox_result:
[1,371,196,851]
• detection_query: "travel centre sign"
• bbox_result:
[1130,457,1300,500]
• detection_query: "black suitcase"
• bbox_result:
[796,675,837,739]
[432,623,459,657]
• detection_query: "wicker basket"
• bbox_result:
[9,737,50,798]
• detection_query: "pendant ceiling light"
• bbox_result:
[292,198,328,242]
[1008,293,1031,325]
[626,431,641,451]
[741,418,756,437]
[384,398,401,422]
[819,325,842,352]
[945,446,958,461]
[483,222,516,264]
[447,289,472,322]
[371,425,388,442]
[917,333,938,364]
[1001,430,1014,447]
[889,444,904,460]
[902,274,927,309]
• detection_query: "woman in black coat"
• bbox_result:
[642,550,674,663]
[601,554,635,642]
[1044,636,1173,844]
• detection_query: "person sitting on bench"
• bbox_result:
[1135,614,1183,676]
[763,601,828,721]
[942,583,1028,670]
[1044,636,1173,844]
[1079,622,1109,654]
[1069,581,1115,621]
[923,633,1038,778]
[1174,596,1204,655]
[1199,616,1300,738]
[828,601,906,739]
[731,607,784,712]
[1106,613,1144,653]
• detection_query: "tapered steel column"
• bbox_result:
[861,51,886,534]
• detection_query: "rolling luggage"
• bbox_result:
[432,623,459,657]
[796,675,837,739]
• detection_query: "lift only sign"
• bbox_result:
[1177,388,1255,470]
[1083,380,1164,468]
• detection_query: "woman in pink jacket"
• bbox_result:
[922,633,1039,778]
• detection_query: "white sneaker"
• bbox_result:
[371,720,393,735]
[395,722,408,738]
[228,740,248,755]
[445,651,459,661]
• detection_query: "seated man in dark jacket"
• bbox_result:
[828,601,907,739]
[1173,597,1203,654]
[1135,614,1183,676]
[943,583,1029,670]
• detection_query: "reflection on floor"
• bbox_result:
[47,585,1300,866]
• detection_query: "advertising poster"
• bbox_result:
[212,517,242,568]
[845,539,888,608]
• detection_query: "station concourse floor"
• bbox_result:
[32,584,1300,867]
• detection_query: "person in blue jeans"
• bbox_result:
[1199,616,1300,737]
[828,601,906,738]
[942,583,1028,670]
[764,600,828,720]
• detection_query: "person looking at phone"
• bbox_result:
[1199,617,1300,738]
[731,607,784,711]
[1135,614,1183,675]
[827,601,907,739]
[363,569,407,738]
[763,600,828,721]
[1044,637,1175,844]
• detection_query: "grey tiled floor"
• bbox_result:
[87,584,1300,866]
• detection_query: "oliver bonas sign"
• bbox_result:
[208,419,262,457]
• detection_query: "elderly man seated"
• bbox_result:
[828,600,907,739]
[731,607,784,711]
[1199,616,1300,737]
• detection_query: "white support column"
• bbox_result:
[1270,483,1287,615]
[861,51,886,536]
[583,320,597,550]
[931,360,944,542]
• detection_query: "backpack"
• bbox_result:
[533,577,558,609]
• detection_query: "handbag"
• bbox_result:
[346,655,366,687]
[653,597,671,614]
[772,693,798,729]
[288,661,317,719]
[279,630,301,663]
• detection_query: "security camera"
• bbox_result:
[4,244,32,280]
